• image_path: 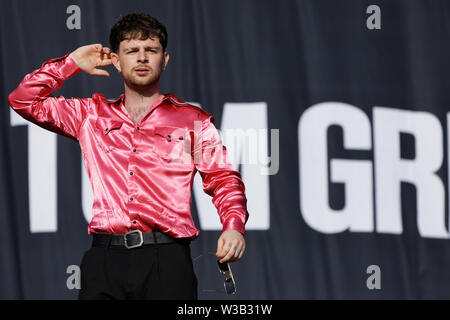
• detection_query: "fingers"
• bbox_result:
[99,58,112,67]
[89,44,111,66]
[90,68,110,77]
[91,44,110,54]
[219,245,236,263]
[237,245,245,260]
[92,43,105,52]
[92,45,111,75]
[216,237,225,257]
[216,237,245,263]
[225,243,245,263]
[99,47,112,66]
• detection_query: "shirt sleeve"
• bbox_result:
[7,52,90,141]
[194,115,249,235]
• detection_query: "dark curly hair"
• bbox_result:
[109,13,168,53]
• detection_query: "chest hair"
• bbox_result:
[127,104,149,125]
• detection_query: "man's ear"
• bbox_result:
[111,52,121,73]
[162,51,170,71]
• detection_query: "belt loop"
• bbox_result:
[106,234,112,248]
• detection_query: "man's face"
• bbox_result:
[111,36,169,89]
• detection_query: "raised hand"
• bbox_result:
[69,44,112,77]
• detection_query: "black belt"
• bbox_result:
[91,230,187,249]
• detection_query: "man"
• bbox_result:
[8,13,248,300]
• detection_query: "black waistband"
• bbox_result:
[91,231,189,249]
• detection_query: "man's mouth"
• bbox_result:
[135,67,150,75]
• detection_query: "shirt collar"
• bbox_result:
[108,93,180,107]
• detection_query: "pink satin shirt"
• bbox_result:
[8,52,248,239]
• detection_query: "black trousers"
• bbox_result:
[78,241,198,300]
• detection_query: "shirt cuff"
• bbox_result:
[222,213,246,236]
[60,52,82,79]
[41,51,82,80]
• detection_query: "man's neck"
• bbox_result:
[123,83,164,110]
[123,83,165,124]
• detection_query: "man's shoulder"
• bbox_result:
[91,92,122,104]
[165,94,212,120]
[88,92,214,123]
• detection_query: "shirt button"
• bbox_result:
[136,126,140,130]
[132,220,137,224]
[129,172,134,176]
[133,148,137,152]
[130,197,134,201]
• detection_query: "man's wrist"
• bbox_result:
[222,215,246,236]
[61,53,83,79]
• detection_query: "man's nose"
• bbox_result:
[137,49,148,62]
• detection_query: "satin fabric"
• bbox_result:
[8,52,248,238]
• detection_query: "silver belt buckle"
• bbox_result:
[123,230,143,249]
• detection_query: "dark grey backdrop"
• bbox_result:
[2,0,450,299]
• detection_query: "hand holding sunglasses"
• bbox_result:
[216,229,246,263]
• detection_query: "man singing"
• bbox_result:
[8,12,248,300]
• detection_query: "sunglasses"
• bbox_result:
[217,260,237,295]
[193,252,237,295]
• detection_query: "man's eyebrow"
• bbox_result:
[126,46,160,51]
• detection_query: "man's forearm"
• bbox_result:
[201,169,249,235]
[7,52,88,140]
[8,52,81,117]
